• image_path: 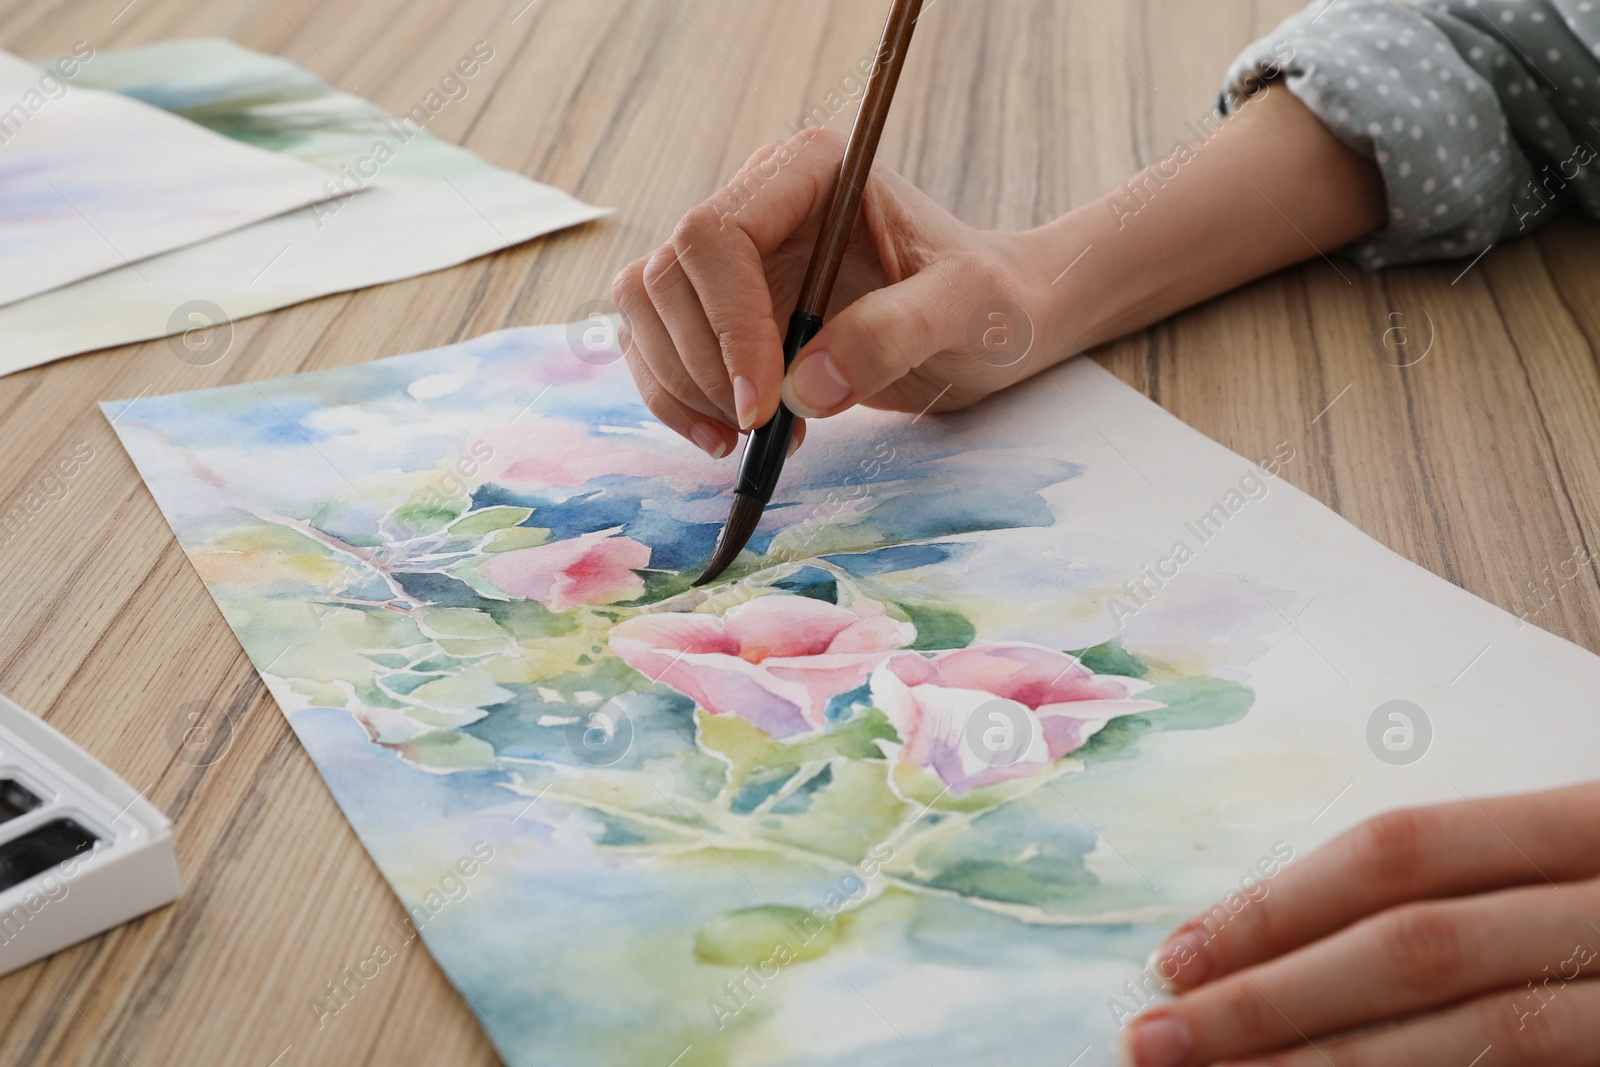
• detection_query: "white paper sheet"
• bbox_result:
[0,49,333,308]
[0,39,608,375]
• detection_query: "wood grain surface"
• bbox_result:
[2,0,1598,1064]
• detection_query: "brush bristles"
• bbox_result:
[693,493,766,586]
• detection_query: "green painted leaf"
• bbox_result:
[447,506,535,538]
[694,906,837,967]
[390,500,466,537]
[1066,638,1148,679]
[768,765,831,815]
[752,708,899,769]
[695,709,902,850]
[695,711,776,771]
[729,766,800,815]
[754,759,906,863]
[899,602,975,651]
[1079,677,1255,763]
[416,606,505,642]
[376,670,449,696]
[923,858,1095,904]
[583,808,695,847]
[905,791,1102,908]
[480,526,551,553]
[1139,677,1254,729]
[410,666,516,712]
[635,569,695,604]
[443,555,510,601]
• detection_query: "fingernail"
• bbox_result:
[1118,1013,1192,1067]
[782,350,850,417]
[786,432,801,458]
[1147,929,1212,990]
[732,375,758,431]
[689,421,728,459]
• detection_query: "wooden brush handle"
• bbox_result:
[794,0,925,318]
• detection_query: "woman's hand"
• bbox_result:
[609,126,1062,458]
[611,87,1390,458]
[1121,782,1600,1067]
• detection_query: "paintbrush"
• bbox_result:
[693,0,926,587]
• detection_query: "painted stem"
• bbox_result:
[516,780,1140,926]
[233,497,419,607]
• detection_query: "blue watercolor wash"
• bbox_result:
[823,681,873,723]
[771,566,839,602]
[292,705,518,823]
[823,541,975,577]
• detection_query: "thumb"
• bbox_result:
[779,265,965,419]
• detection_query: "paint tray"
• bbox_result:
[0,692,181,974]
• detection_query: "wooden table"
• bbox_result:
[3,0,1598,1062]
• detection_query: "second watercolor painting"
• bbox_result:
[0,48,332,308]
[0,39,605,374]
[106,323,1600,1065]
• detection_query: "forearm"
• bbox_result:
[1018,86,1387,359]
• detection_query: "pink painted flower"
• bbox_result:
[870,643,1163,795]
[609,595,916,738]
[479,528,651,612]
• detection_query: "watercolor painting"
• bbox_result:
[0,49,333,308]
[0,39,606,374]
[105,323,1600,1065]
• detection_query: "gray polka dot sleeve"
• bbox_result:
[1223,0,1600,268]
